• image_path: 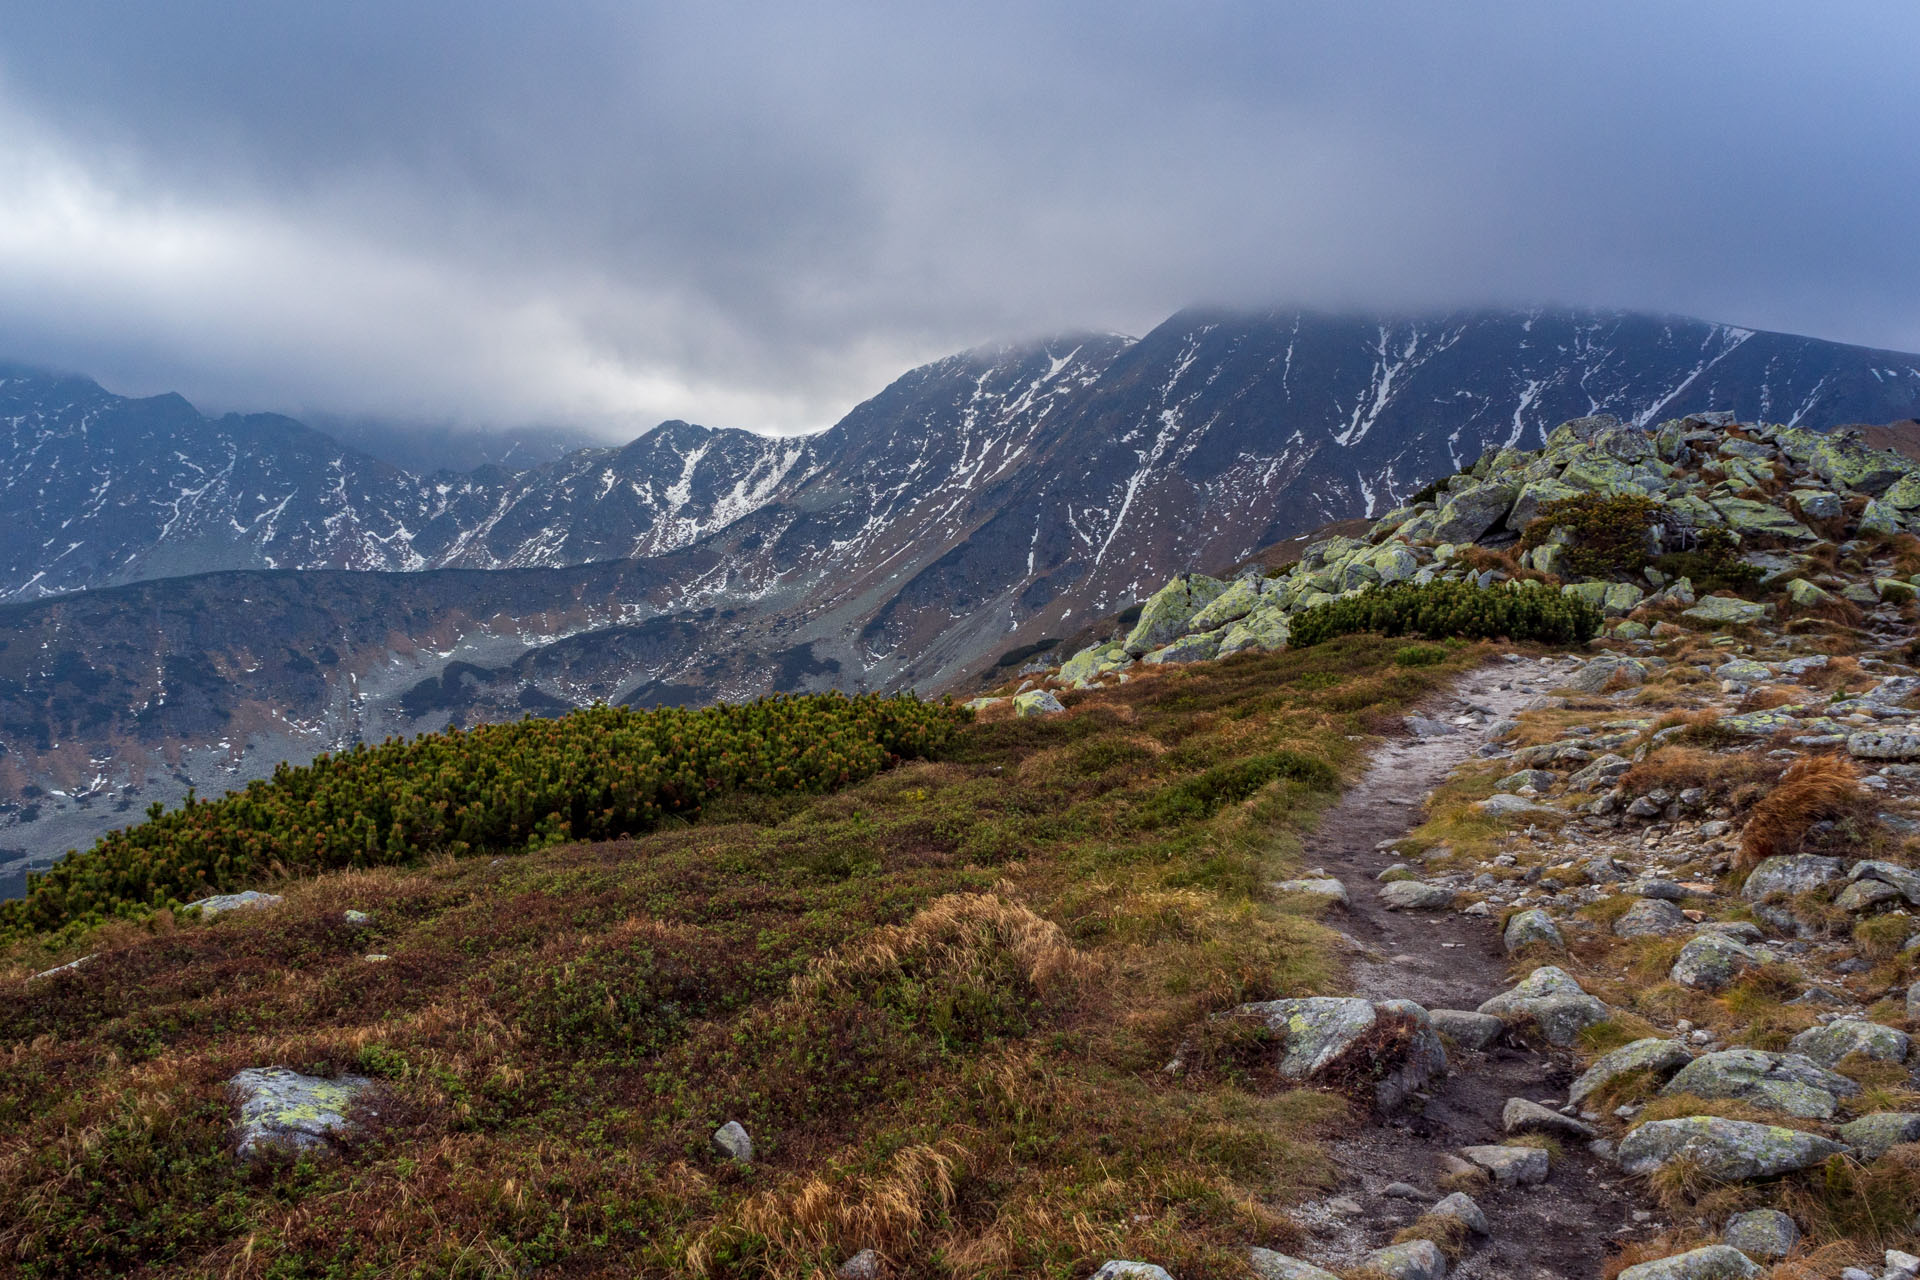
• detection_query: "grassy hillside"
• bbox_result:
[0,636,1484,1279]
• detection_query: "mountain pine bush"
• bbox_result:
[2,692,965,936]
[1288,580,1602,647]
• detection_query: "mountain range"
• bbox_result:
[4,306,1920,886]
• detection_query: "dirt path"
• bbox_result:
[1283,658,1649,1280]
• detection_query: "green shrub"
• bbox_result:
[1136,750,1338,828]
[1520,492,1660,577]
[1289,581,1602,648]
[1652,526,1763,595]
[2,692,966,937]
[1393,643,1450,667]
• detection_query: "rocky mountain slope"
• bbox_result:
[5,314,1920,886]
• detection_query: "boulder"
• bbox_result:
[1681,596,1773,627]
[1836,878,1904,913]
[1060,642,1130,687]
[1791,488,1844,520]
[1477,966,1611,1046]
[1714,658,1772,684]
[836,1252,883,1280]
[1807,433,1907,495]
[1013,689,1066,717]
[1849,860,1920,905]
[1431,480,1518,544]
[1836,1112,1920,1160]
[712,1120,754,1163]
[1741,855,1844,900]
[1720,1208,1798,1262]
[1459,1143,1549,1185]
[186,890,284,919]
[1616,1245,1762,1280]
[1247,1252,1340,1280]
[229,1067,373,1161]
[1566,655,1647,694]
[1428,1009,1505,1051]
[1860,498,1907,537]
[1502,1096,1597,1141]
[1503,908,1564,953]
[1091,1265,1174,1280]
[1614,1115,1848,1179]
[1380,881,1455,911]
[1669,933,1770,991]
[1185,576,1263,632]
[1475,793,1560,819]
[1569,1038,1694,1107]
[1363,1239,1447,1280]
[1121,574,1230,657]
[1143,630,1224,665]
[1711,496,1815,542]
[1786,577,1837,609]
[1788,1018,1910,1067]
[1847,730,1920,761]
[1614,898,1692,938]
[1216,602,1291,657]
[1661,1049,1858,1120]
[1429,1191,1488,1235]
[1230,996,1447,1110]
[1272,878,1350,906]
[1495,768,1558,793]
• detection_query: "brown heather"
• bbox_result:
[1736,754,1868,870]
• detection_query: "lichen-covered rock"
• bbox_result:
[1806,432,1908,495]
[1567,654,1647,693]
[1681,596,1773,626]
[1216,601,1292,657]
[1477,966,1610,1046]
[1231,996,1447,1110]
[1661,1049,1858,1120]
[1428,1009,1504,1051]
[1791,487,1844,519]
[1614,897,1691,938]
[1503,908,1564,953]
[1860,497,1907,537]
[1430,480,1518,543]
[1247,1252,1340,1280]
[1121,573,1230,657]
[1848,730,1920,761]
[187,890,284,919]
[712,1120,754,1163]
[1741,855,1845,900]
[1669,933,1769,991]
[1143,629,1224,665]
[1616,1245,1761,1280]
[1711,496,1815,541]
[1091,1264,1174,1280]
[1836,878,1904,913]
[1185,576,1263,632]
[1836,1112,1920,1159]
[1059,641,1129,687]
[1430,1191,1488,1235]
[1787,1018,1910,1067]
[1569,1038,1694,1107]
[1475,793,1560,819]
[1013,689,1066,717]
[1459,1143,1549,1185]
[1714,658,1772,683]
[1614,1115,1848,1179]
[1720,1209,1798,1261]
[1502,1096,1596,1140]
[1364,1239,1446,1280]
[1380,880,1454,911]
[1785,577,1837,608]
[229,1067,373,1161]
[1495,768,1557,793]
[1272,878,1349,906]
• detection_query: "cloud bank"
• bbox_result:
[0,2,1914,438]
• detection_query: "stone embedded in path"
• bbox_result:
[1379,880,1455,911]
[1721,1208,1799,1261]
[186,889,284,919]
[1788,1018,1911,1066]
[1502,908,1563,953]
[1428,1009,1504,1051]
[1740,854,1844,900]
[1230,996,1447,1110]
[1566,654,1647,693]
[1836,1112,1920,1159]
[1614,897,1692,938]
[1271,878,1350,906]
[1616,1245,1761,1280]
[1459,1143,1549,1185]
[1661,1049,1858,1120]
[1247,1251,1341,1280]
[1364,1239,1446,1280]
[1092,1264,1174,1280]
[1476,965,1611,1046]
[1614,1115,1848,1180]
[1569,1038,1695,1107]
[1502,1096,1597,1141]
[1669,933,1770,991]
[711,1120,754,1163]
[1430,1191,1488,1235]
[229,1067,373,1161]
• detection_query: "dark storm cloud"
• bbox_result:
[0,1,1914,436]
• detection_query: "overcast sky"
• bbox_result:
[0,2,1915,440]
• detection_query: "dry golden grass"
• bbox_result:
[1620,744,1779,808]
[1737,753,1867,870]
[1391,1212,1470,1259]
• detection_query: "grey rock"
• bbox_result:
[1836,878,1904,913]
[1091,1264,1174,1280]
[1569,1038,1694,1107]
[1662,1049,1858,1119]
[1475,793,1560,819]
[1429,1191,1488,1235]
[1848,729,1920,760]
[1431,479,1518,544]
[1715,658,1773,684]
[1496,768,1559,793]
[1720,1208,1798,1261]
[1381,1181,1429,1201]
[837,1250,884,1280]
[1364,1239,1447,1280]
[1012,689,1066,717]
[1121,573,1230,656]
[1272,878,1350,906]
[1503,908,1564,953]
[342,909,373,927]
[1788,1018,1910,1066]
[1836,1112,1920,1159]
[1628,878,1690,901]
[1614,1115,1848,1179]
[1380,880,1455,911]
[1570,753,1632,791]
[229,1067,373,1161]
[1616,1245,1761,1280]
[29,953,96,981]
[1502,1096,1597,1140]
[1459,1143,1549,1185]
[1614,897,1692,938]
[1741,854,1846,900]
[1231,996,1447,1110]
[712,1120,754,1163]
[186,889,285,918]
[1428,1009,1505,1051]
[1246,1251,1340,1280]
[1682,596,1774,626]
[1850,858,1920,905]
[1477,965,1611,1046]
[1669,933,1769,991]
[1567,655,1648,694]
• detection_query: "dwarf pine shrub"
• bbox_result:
[1289,580,1602,648]
[1520,492,1660,577]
